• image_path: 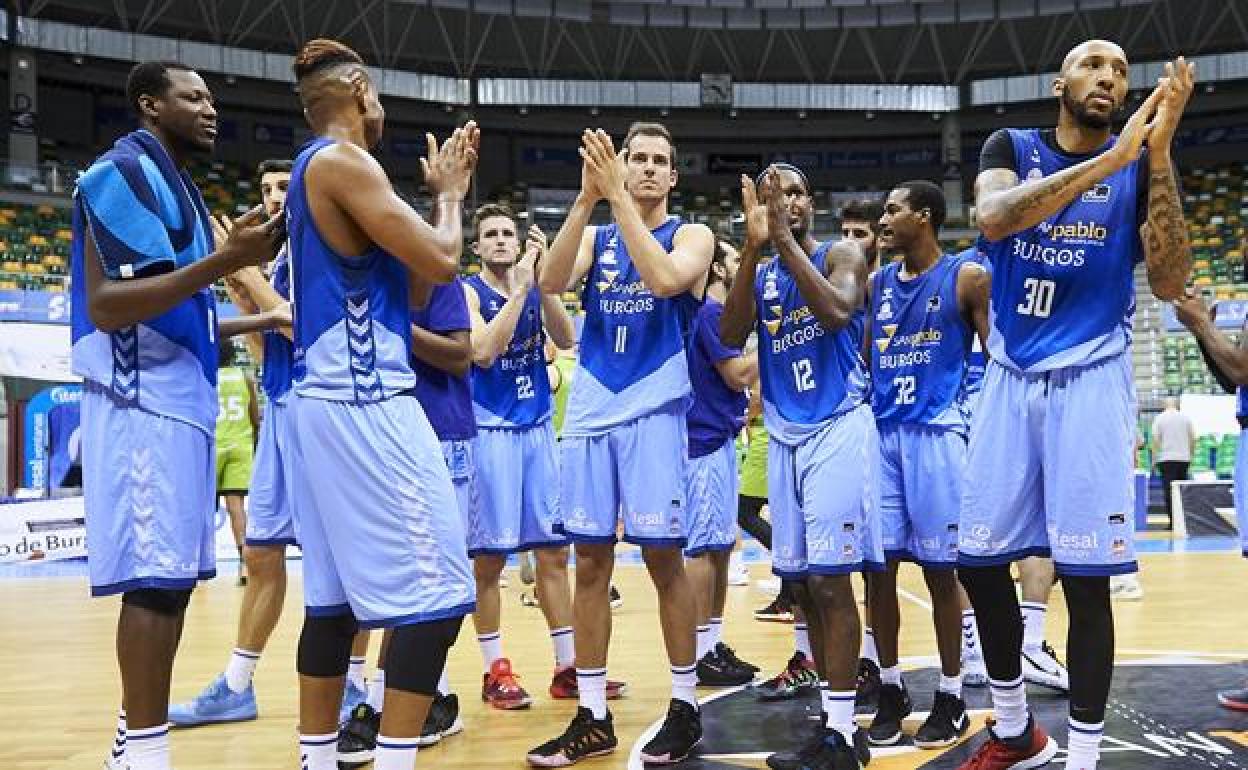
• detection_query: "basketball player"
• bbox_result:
[1171,290,1248,710]
[214,340,258,582]
[464,204,630,703]
[864,180,989,749]
[721,163,881,768]
[169,159,370,728]
[686,239,760,686]
[957,42,1193,769]
[952,242,1067,693]
[285,39,477,770]
[839,198,885,270]
[526,123,713,766]
[75,60,283,770]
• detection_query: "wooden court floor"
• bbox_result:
[2,547,1246,769]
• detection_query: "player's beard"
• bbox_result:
[1061,87,1120,130]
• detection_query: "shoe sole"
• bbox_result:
[753,614,795,623]
[169,712,258,728]
[483,695,533,709]
[1218,695,1248,711]
[336,750,375,766]
[526,746,615,767]
[1007,735,1058,769]
[638,737,701,765]
[867,728,905,746]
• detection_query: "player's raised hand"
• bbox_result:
[221,204,283,268]
[761,166,790,238]
[1148,56,1196,149]
[513,236,539,294]
[1110,84,1166,170]
[525,224,548,262]
[580,129,627,204]
[740,174,769,251]
[1172,287,1212,330]
[422,121,479,200]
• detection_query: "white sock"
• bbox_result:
[962,610,982,657]
[374,735,420,770]
[299,732,339,770]
[437,666,452,697]
[862,627,880,665]
[224,648,260,693]
[126,724,169,770]
[478,632,504,672]
[671,663,699,709]
[550,627,575,668]
[1020,602,1046,653]
[709,617,723,648]
[347,656,368,692]
[795,623,813,659]
[880,665,902,687]
[110,709,127,763]
[367,669,386,711]
[988,675,1029,739]
[696,625,714,661]
[577,668,608,719]
[822,688,857,744]
[939,674,963,698]
[1065,718,1104,769]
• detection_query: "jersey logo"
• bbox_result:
[489,299,500,312]
[763,276,779,301]
[875,323,898,353]
[1026,167,1044,181]
[927,295,941,312]
[877,300,894,321]
[764,304,783,336]
[1082,184,1111,204]
[601,235,618,265]
[596,268,620,293]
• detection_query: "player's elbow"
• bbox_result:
[974,200,1011,242]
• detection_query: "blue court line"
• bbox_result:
[0,537,1238,581]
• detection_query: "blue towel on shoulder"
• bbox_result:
[74,129,213,278]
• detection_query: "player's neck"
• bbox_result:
[899,241,942,279]
[1054,111,1112,155]
[705,281,727,304]
[482,263,515,294]
[143,123,189,168]
[634,196,670,230]
[316,118,368,150]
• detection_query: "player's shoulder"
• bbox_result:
[308,140,382,178]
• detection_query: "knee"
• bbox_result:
[242,545,285,579]
[641,546,684,587]
[122,587,193,616]
[473,555,507,584]
[574,545,614,585]
[385,618,463,695]
[807,574,855,611]
[923,568,959,597]
[534,547,569,574]
[297,612,359,677]
[1060,575,1111,618]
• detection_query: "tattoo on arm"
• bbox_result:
[1144,165,1191,300]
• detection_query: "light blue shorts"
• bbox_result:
[471,422,565,556]
[879,423,965,568]
[1235,430,1248,558]
[959,354,1138,576]
[684,440,739,558]
[558,408,688,547]
[288,394,476,628]
[769,404,884,579]
[82,383,216,596]
[245,399,296,548]
[439,437,481,550]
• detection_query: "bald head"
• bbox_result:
[1061,39,1127,76]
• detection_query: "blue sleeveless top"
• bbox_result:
[686,298,748,457]
[869,254,972,430]
[410,278,476,442]
[288,138,415,403]
[756,242,867,445]
[466,275,551,429]
[984,128,1142,373]
[562,217,700,435]
[260,246,294,404]
[70,134,218,435]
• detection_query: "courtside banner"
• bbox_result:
[0,496,86,563]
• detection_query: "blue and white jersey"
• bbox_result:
[562,217,700,435]
[984,128,1142,373]
[869,254,972,430]
[411,278,476,442]
[956,245,989,395]
[70,133,218,436]
[467,275,551,429]
[288,138,416,402]
[756,242,867,446]
[260,246,295,404]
